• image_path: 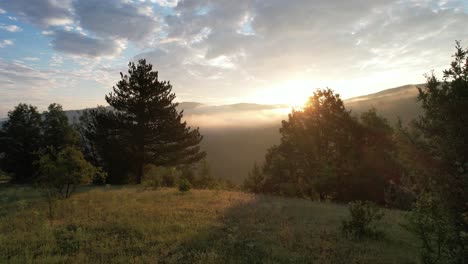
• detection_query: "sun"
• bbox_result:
[251,79,314,108]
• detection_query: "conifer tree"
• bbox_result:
[0,103,42,182]
[42,103,79,151]
[105,59,205,183]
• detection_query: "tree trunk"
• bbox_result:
[136,137,145,184]
[136,162,144,184]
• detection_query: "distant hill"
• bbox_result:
[0,84,424,183]
[345,84,423,123]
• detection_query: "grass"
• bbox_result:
[0,185,420,263]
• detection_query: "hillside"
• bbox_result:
[0,186,419,263]
[345,84,423,123]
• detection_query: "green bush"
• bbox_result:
[341,201,384,239]
[405,192,463,264]
[37,146,96,199]
[178,178,191,192]
[91,167,108,185]
[142,173,162,189]
[143,165,183,189]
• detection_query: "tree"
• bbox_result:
[262,89,360,199]
[77,107,133,183]
[348,108,401,204]
[258,89,401,203]
[41,103,79,151]
[0,103,42,182]
[242,162,265,193]
[37,146,98,199]
[105,59,205,183]
[412,41,468,262]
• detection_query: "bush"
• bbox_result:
[178,178,191,192]
[341,201,384,239]
[405,192,463,264]
[37,146,96,199]
[143,165,182,189]
[91,167,108,185]
[142,171,162,190]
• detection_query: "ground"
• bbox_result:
[0,185,420,263]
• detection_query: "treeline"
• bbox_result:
[243,42,467,262]
[0,60,231,193]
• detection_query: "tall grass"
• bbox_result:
[0,186,419,263]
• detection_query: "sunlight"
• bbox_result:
[251,79,314,108]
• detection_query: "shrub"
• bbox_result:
[405,192,463,264]
[179,178,191,192]
[144,165,180,187]
[91,167,108,185]
[37,146,96,199]
[341,201,384,239]
[142,170,162,190]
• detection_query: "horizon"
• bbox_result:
[1,1,467,117]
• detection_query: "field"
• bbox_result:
[0,185,420,263]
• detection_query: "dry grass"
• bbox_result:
[0,185,420,263]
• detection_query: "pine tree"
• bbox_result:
[0,103,42,182]
[42,103,79,151]
[105,59,205,184]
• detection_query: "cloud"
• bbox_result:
[0,8,6,14]
[0,0,73,26]
[136,0,468,100]
[0,24,22,32]
[41,30,54,36]
[74,0,161,43]
[0,40,13,48]
[51,30,125,57]
[22,57,40,61]
[0,60,58,116]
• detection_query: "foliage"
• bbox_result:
[0,103,42,183]
[143,165,181,188]
[405,193,463,264]
[341,201,384,240]
[41,103,79,151]
[258,89,401,203]
[178,178,191,192]
[104,59,205,183]
[77,107,133,184]
[410,41,468,262]
[242,162,264,193]
[142,165,163,189]
[37,146,97,199]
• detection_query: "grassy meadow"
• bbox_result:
[0,185,420,263]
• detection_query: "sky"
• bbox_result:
[0,0,467,117]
